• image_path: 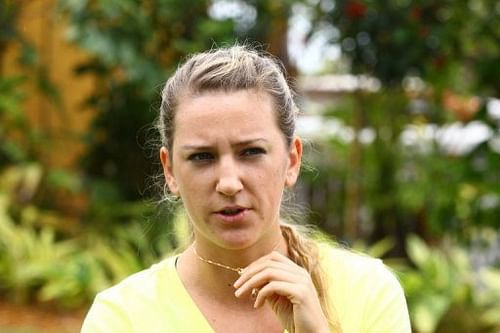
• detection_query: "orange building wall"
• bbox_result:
[3,0,95,169]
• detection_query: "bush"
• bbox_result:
[400,234,500,333]
[0,164,174,308]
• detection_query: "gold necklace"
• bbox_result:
[192,239,282,276]
[193,246,244,275]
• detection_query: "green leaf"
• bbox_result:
[406,234,431,268]
[412,294,451,333]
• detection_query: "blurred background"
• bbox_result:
[0,0,499,332]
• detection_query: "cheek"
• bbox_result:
[253,158,289,190]
[171,165,193,197]
[177,172,203,196]
[257,169,286,202]
[175,168,216,207]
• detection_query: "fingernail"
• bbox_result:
[234,289,241,297]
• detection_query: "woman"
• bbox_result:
[81,46,411,332]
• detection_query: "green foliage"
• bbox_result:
[300,0,499,243]
[302,92,499,244]
[0,79,23,172]
[0,164,172,308]
[0,0,38,68]
[0,209,165,307]
[0,76,31,165]
[311,0,499,93]
[352,237,396,258]
[0,0,65,221]
[399,234,500,333]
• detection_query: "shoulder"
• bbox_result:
[98,256,177,301]
[84,256,177,318]
[318,243,400,287]
[81,256,179,332]
[318,243,411,332]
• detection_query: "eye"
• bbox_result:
[188,152,214,162]
[241,147,266,157]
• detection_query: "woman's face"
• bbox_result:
[160,89,302,251]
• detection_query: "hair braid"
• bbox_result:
[280,223,342,332]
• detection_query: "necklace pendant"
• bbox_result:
[236,268,244,275]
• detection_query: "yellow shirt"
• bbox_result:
[81,245,411,332]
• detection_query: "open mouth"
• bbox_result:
[219,208,245,216]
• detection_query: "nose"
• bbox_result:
[215,157,243,196]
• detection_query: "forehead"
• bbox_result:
[173,90,283,144]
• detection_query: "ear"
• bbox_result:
[285,136,303,188]
[160,147,179,195]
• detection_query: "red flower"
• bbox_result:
[345,1,367,19]
[410,7,422,21]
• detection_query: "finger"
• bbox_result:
[253,280,308,308]
[235,259,293,287]
[234,266,305,298]
[234,261,304,292]
[244,251,291,273]
[234,252,300,288]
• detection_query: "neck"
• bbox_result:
[194,234,284,268]
[176,232,287,304]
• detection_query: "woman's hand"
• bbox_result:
[233,251,329,333]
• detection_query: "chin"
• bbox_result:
[212,231,260,250]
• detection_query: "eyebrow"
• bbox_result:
[180,138,269,150]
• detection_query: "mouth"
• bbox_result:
[217,207,246,216]
[215,206,249,223]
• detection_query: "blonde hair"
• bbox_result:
[158,45,340,331]
[159,45,296,151]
